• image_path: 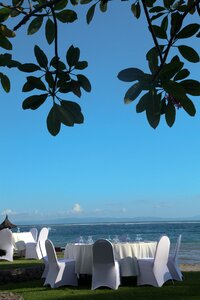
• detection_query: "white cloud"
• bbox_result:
[1,209,17,216]
[71,203,83,214]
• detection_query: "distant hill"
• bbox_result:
[15,215,200,226]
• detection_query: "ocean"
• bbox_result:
[13,221,200,264]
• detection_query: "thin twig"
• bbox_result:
[141,0,163,63]
[49,5,59,99]
[12,0,63,31]
[153,0,199,81]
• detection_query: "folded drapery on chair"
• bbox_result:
[167,234,183,281]
[29,227,38,242]
[91,239,121,290]
[44,239,78,288]
[0,228,14,261]
[137,235,172,287]
[25,227,49,259]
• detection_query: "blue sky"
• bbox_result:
[0,1,200,223]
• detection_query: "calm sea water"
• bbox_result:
[14,221,200,264]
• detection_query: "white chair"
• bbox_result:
[91,239,121,290]
[25,227,49,259]
[44,239,78,288]
[137,235,172,287]
[39,240,71,280]
[39,240,49,279]
[29,227,38,242]
[167,234,183,281]
[0,228,14,261]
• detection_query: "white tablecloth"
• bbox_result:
[64,241,157,276]
[12,232,35,251]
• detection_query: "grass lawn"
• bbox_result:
[0,272,200,300]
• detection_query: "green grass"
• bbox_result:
[0,272,200,300]
[0,257,43,269]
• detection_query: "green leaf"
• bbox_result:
[180,80,200,96]
[174,69,190,81]
[70,80,81,97]
[176,23,200,38]
[146,91,161,129]
[136,92,150,113]
[178,45,199,63]
[86,4,96,24]
[50,57,66,70]
[1,74,10,92]
[66,45,80,67]
[0,37,12,50]
[26,76,46,91]
[162,80,187,99]
[61,100,84,123]
[146,47,159,74]
[27,17,43,35]
[18,63,41,72]
[164,0,175,8]
[149,6,166,12]
[151,25,167,39]
[161,15,168,32]
[47,105,61,136]
[180,97,196,116]
[75,61,88,70]
[165,101,176,127]
[45,19,55,44]
[34,45,48,69]
[117,68,144,82]
[100,1,107,13]
[124,82,143,104]
[77,74,91,92]
[55,103,74,126]
[53,0,68,10]
[45,71,54,89]
[170,12,182,36]
[0,8,11,22]
[0,25,16,38]
[22,93,48,110]
[22,81,35,92]
[80,0,93,3]
[131,3,141,19]
[159,58,183,80]
[56,10,77,23]
[150,12,165,21]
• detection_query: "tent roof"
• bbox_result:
[0,215,17,230]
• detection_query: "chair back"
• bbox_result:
[39,240,47,260]
[38,227,49,242]
[45,239,58,266]
[173,234,182,260]
[0,228,13,261]
[29,228,38,242]
[93,239,115,265]
[153,235,170,275]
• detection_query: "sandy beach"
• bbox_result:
[180,264,200,271]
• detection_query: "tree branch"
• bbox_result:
[49,5,59,99]
[12,0,63,31]
[153,0,199,81]
[141,0,163,63]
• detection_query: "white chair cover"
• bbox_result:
[29,228,38,242]
[25,227,49,259]
[44,240,78,288]
[137,235,172,287]
[167,234,183,281]
[0,228,14,261]
[91,239,121,290]
[39,240,48,279]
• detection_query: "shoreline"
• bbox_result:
[180,263,200,271]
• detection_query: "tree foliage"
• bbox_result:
[0,0,199,135]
